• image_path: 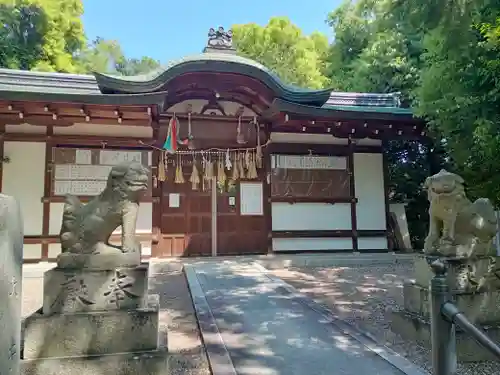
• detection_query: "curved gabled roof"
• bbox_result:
[93,53,333,106]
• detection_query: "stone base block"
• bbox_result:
[414,255,494,292]
[56,247,141,271]
[22,295,160,359]
[403,281,500,324]
[43,264,149,314]
[391,310,500,362]
[21,348,171,375]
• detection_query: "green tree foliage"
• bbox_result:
[0,2,160,75]
[232,17,330,89]
[77,37,161,75]
[324,0,437,248]
[414,0,500,204]
[325,0,500,248]
[116,56,161,76]
[0,0,85,72]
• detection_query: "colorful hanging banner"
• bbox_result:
[163,116,178,153]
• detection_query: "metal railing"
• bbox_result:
[429,259,500,375]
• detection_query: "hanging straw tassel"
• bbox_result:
[238,152,246,179]
[174,155,185,184]
[230,152,240,182]
[157,152,166,182]
[247,152,258,179]
[217,156,226,188]
[190,157,200,190]
[205,157,214,180]
[245,150,251,170]
[255,119,263,168]
[225,149,232,170]
[255,144,263,169]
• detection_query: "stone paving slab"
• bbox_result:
[185,261,428,375]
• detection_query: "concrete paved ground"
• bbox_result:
[185,261,427,375]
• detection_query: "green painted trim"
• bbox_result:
[94,53,332,106]
[321,104,414,115]
[271,98,419,122]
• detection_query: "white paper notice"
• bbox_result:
[169,193,180,208]
[54,165,71,179]
[240,182,263,216]
[100,150,142,165]
[75,149,92,165]
[53,181,72,195]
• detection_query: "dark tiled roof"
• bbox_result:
[0,68,165,105]
[324,92,402,108]
[0,58,407,114]
[0,68,99,95]
[93,52,332,106]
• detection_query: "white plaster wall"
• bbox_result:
[271,203,352,231]
[358,237,388,250]
[24,244,42,259]
[2,141,45,235]
[354,153,386,231]
[49,203,64,235]
[5,123,47,134]
[273,238,353,251]
[389,203,412,250]
[54,123,152,138]
[270,132,382,146]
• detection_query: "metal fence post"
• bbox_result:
[429,259,457,375]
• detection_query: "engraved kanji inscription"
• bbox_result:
[103,270,140,308]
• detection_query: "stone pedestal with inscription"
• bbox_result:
[21,264,169,375]
[0,195,24,375]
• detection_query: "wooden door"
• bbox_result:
[156,157,267,257]
[157,159,212,257]
[216,177,267,256]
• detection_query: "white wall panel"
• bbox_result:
[272,202,352,231]
[273,237,353,252]
[23,244,42,259]
[354,153,386,230]
[2,141,45,235]
[358,237,388,250]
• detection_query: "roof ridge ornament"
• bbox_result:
[204,26,236,54]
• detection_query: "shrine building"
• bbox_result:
[0,28,424,263]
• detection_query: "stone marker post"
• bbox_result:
[0,194,24,375]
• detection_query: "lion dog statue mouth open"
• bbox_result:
[423,169,497,257]
[57,162,150,270]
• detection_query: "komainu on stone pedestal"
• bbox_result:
[391,169,500,362]
[57,162,149,270]
[21,162,169,375]
[423,169,497,257]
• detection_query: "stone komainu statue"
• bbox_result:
[57,162,149,269]
[423,169,498,256]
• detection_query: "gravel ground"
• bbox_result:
[22,262,211,375]
[271,262,500,375]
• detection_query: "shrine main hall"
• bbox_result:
[0,28,423,262]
